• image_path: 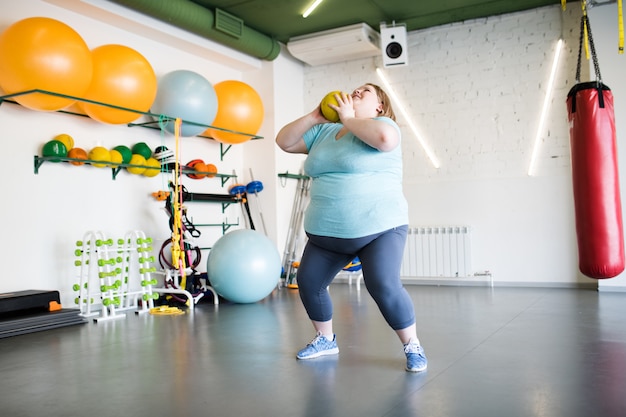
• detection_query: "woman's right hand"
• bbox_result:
[312,103,331,124]
[276,107,325,153]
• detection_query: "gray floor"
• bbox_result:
[1,283,625,417]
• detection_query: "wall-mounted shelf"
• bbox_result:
[127,120,248,161]
[278,172,310,180]
[1,89,263,160]
[194,221,240,235]
[34,155,236,182]
[278,171,310,186]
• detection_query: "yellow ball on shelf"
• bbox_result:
[126,154,146,175]
[53,133,74,151]
[88,146,110,168]
[109,149,124,166]
[142,157,161,177]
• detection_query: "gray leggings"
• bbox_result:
[297,225,415,331]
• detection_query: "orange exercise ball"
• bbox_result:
[79,44,157,124]
[0,17,93,111]
[204,80,264,145]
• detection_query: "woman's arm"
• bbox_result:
[333,93,399,152]
[341,117,399,152]
[276,107,327,154]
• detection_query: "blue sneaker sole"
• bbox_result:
[405,363,427,372]
[296,347,339,360]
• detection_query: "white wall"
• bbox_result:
[269,50,308,263]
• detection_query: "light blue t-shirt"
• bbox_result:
[302,117,408,238]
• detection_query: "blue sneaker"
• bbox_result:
[404,342,427,372]
[296,332,339,360]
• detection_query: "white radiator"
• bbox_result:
[401,226,472,278]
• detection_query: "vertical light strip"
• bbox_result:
[376,67,440,169]
[528,39,563,176]
[303,0,324,18]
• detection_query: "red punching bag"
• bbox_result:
[567,15,625,279]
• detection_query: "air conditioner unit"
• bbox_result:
[286,23,380,66]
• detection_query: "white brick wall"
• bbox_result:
[303,5,581,182]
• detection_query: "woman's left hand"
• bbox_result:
[329,92,355,122]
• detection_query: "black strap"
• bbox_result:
[573,14,605,110]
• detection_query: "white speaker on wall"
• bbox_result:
[380,23,408,67]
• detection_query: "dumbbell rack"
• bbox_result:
[73,230,157,322]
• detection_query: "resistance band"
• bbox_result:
[171,118,188,289]
[619,0,624,54]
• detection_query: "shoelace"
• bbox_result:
[308,333,324,346]
[404,343,421,354]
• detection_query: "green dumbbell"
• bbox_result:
[96,238,114,247]
[98,258,116,267]
[100,283,117,292]
[98,269,121,278]
[102,297,120,306]
[142,293,159,301]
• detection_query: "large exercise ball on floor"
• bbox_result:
[151,70,218,137]
[0,17,93,111]
[204,80,264,144]
[207,229,280,303]
[78,44,157,124]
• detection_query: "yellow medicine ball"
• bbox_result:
[320,91,343,122]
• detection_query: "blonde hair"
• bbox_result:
[368,83,396,121]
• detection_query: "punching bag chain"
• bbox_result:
[576,14,602,84]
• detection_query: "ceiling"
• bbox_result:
[190,0,568,44]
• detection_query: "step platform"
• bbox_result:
[0,290,87,339]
